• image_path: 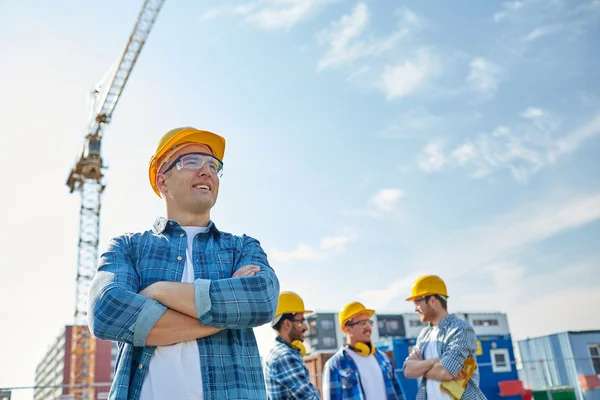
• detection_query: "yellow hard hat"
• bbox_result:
[406,275,449,301]
[275,291,313,317]
[339,301,375,331]
[148,127,226,197]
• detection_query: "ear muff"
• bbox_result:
[346,342,376,356]
[291,340,306,357]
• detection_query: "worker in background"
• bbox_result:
[403,275,486,399]
[322,301,404,400]
[88,127,280,400]
[264,291,320,399]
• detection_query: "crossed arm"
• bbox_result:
[141,265,259,346]
[403,350,453,381]
[88,234,279,347]
[403,328,476,381]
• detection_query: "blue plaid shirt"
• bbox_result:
[404,314,487,400]
[264,336,320,399]
[88,217,280,400]
[322,347,404,400]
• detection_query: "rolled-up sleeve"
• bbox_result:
[194,234,279,328]
[88,235,167,346]
[439,326,477,377]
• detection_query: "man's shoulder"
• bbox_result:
[446,314,475,332]
[325,347,351,368]
[265,341,292,362]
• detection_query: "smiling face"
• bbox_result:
[155,143,220,216]
[344,311,373,345]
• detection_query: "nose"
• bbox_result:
[196,161,213,177]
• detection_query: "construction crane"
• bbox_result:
[65,1,165,399]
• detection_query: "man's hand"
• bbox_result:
[408,348,423,361]
[453,370,466,381]
[233,265,260,278]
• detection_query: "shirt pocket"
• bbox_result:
[340,368,359,390]
[210,250,234,279]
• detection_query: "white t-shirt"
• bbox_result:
[139,226,209,400]
[347,348,387,399]
[423,326,452,400]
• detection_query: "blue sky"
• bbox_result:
[1,0,599,397]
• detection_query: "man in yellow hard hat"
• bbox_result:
[403,275,486,400]
[88,127,280,400]
[264,291,320,399]
[322,301,404,400]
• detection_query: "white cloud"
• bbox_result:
[551,112,600,159]
[445,112,600,182]
[418,141,446,172]
[359,191,600,310]
[466,57,502,96]
[451,142,477,166]
[522,26,554,41]
[237,0,335,31]
[359,275,419,310]
[368,189,404,215]
[342,188,406,217]
[493,1,525,23]
[320,231,357,250]
[521,107,545,119]
[270,230,357,262]
[317,5,420,71]
[379,49,438,100]
[270,244,323,262]
[199,8,224,22]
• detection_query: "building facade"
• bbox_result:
[518,331,600,400]
[34,326,114,400]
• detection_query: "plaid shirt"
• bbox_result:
[88,218,280,400]
[264,336,320,399]
[322,347,404,400]
[405,314,487,400]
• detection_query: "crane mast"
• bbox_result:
[65,1,165,399]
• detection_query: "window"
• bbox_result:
[378,316,404,337]
[410,320,426,327]
[320,320,335,330]
[473,319,499,327]
[589,344,600,375]
[322,337,337,348]
[491,348,511,373]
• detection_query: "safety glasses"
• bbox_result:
[162,152,224,177]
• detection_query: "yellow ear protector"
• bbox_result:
[291,340,307,357]
[346,342,376,356]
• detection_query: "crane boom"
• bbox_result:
[65,1,165,399]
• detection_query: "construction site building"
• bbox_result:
[34,326,115,400]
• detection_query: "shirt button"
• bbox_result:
[169,222,173,225]
[138,364,144,369]
[177,256,182,261]
[180,233,184,238]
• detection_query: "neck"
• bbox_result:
[279,332,292,344]
[166,208,211,227]
[430,310,449,326]
[347,337,366,347]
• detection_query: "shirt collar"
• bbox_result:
[152,217,221,237]
[275,335,300,354]
[432,313,455,329]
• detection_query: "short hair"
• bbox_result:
[432,294,447,310]
[273,313,295,331]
